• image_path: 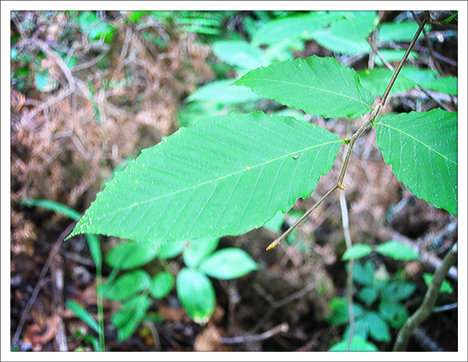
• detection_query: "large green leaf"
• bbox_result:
[376,109,457,215]
[69,112,341,243]
[235,56,374,118]
[311,12,379,55]
[421,76,458,96]
[251,11,346,46]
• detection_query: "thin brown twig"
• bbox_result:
[425,12,458,30]
[382,43,457,67]
[415,85,453,112]
[381,16,428,105]
[296,329,326,351]
[221,323,289,344]
[412,11,443,75]
[367,35,394,71]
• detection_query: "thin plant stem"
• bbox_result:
[425,11,458,30]
[381,16,428,105]
[266,185,338,250]
[367,35,395,71]
[96,263,105,351]
[339,190,355,351]
[393,242,458,351]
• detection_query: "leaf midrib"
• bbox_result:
[92,139,341,221]
[380,123,457,166]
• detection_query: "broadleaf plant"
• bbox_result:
[64,10,458,349]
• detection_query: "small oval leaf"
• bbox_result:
[157,241,186,260]
[150,271,175,299]
[106,239,159,269]
[111,295,151,341]
[379,302,409,328]
[381,281,417,302]
[342,244,372,260]
[65,300,100,334]
[199,248,258,280]
[177,268,215,324]
[101,269,151,301]
[365,312,391,342]
[422,273,453,294]
[183,238,220,268]
[375,240,419,261]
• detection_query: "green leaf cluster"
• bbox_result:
[98,236,257,339]
[328,259,417,347]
